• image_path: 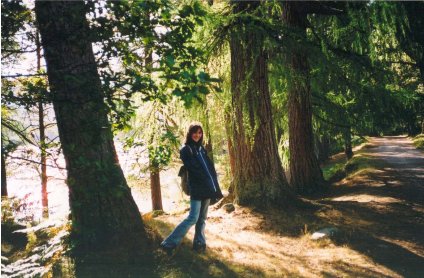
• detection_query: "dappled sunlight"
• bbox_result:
[319,136,424,277]
[4,131,424,277]
[331,194,402,204]
[153,135,424,276]
[338,169,386,187]
[156,206,399,277]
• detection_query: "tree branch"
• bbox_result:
[7,155,66,170]
[1,48,37,54]
[1,121,37,146]
[313,112,350,129]
[1,73,48,79]
[298,2,347,15]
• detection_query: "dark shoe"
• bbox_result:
[193,243,206,253]
[160,244,175,256]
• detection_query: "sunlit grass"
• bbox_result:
[344,146,386,175]
[321,137,370,183]
[412,134,424,149]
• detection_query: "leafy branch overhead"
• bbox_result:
[89,1,221,130]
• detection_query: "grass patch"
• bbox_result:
[322,160,347,182]
[321,137,371,183]
[412,134,424,149]
[323,141,383,183]
[344,153,386,176]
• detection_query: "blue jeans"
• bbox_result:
[161,199,210,247]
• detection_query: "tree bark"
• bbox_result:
[343,128,353,159]
[150,166,163,211]
[282,1,326,194]
[225,111,236,177]
[35,1,148,249]
[39,98,48,218]
[230,1,291,207]
[224,110,235,194]
[36,30,49,218]
[1,149,7,197]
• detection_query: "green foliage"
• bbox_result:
[322,161,346,182]
[120,99,181,174]
[2,76,50,108]
[88,0,220,130]
[307,2,423,140]
[1,104,33,157]
[148,129,178,169]
[1,0,32,61]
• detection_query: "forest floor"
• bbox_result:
[3,136,423,277]
[149,136,424,277]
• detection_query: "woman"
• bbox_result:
[160,123,223,254]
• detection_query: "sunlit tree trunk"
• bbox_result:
[149,165,163,211]
[36,31,49,218]
[35,1,148,249]
[39,102,48,217]
[230,1,291,207]
[1,148,7,197]
[282,1,325,194]
[145,48,164,211]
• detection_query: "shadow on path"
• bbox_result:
[317,136,424,277]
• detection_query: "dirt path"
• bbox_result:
[155,136,424,277]
[319,136,424,277]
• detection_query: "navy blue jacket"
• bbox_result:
[180,143,223,202]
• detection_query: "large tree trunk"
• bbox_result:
[230,2,291,207]
[282,2,326,194]
[149,166,163,211]
[224,110,235,194]
[36,31,49,218]
[35,1,148,249]
[1,149,7,197]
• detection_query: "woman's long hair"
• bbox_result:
[185,122,204,145]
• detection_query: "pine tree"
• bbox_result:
[229,1,291,206]
[35,1,149,249]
